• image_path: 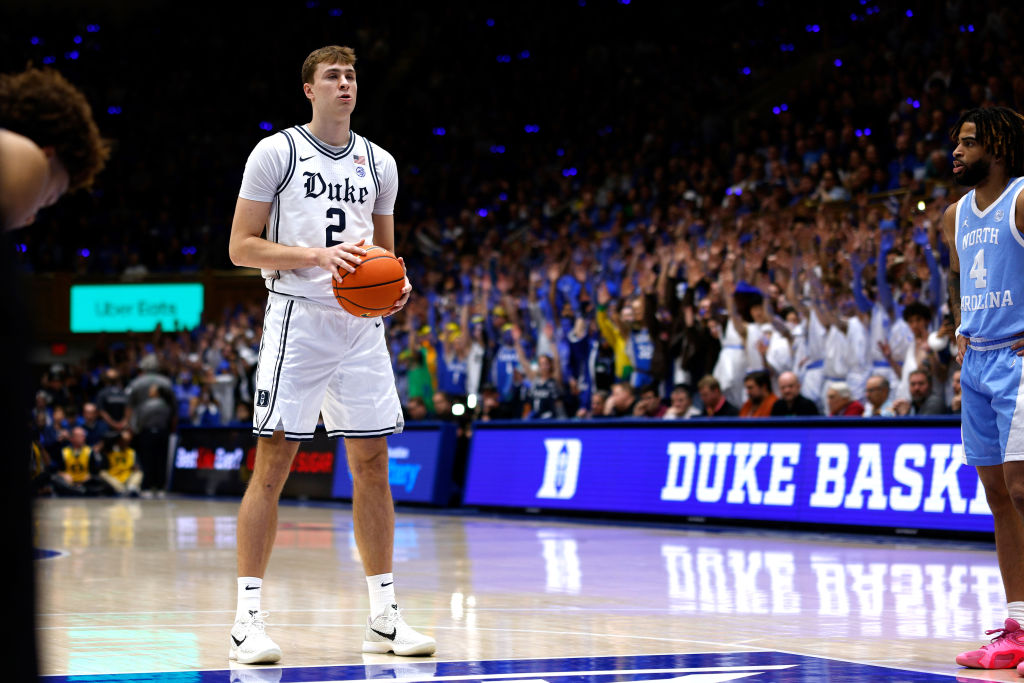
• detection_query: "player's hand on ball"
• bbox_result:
[385,256,412,317]
[318,239,368,282]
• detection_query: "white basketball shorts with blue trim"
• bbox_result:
[252,291,404,442]
[961,335,1024,466]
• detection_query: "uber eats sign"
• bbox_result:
[70,284,204,333]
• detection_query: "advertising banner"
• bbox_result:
[71,283,204,332]
[331,423,456,505]
[172,423,455,505]
[463,419,990,533]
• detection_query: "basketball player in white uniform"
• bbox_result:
[226,46,433,663]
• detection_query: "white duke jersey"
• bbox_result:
[956,176,1024,340]
[238,125,398,306]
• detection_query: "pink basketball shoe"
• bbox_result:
[957,619,1024,669]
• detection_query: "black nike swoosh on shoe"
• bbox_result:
[299,155,315,162]
[371,627,397,641]
[232,635,246,647]
[380,581,393,587]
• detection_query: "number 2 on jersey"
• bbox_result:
[325,208,346,246]
[969,248,987,288]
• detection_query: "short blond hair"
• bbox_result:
[301,46,356,85]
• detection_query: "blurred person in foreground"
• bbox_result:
[0,65,108,682]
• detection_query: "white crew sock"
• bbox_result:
[1009,601,1024,625]
[237,576,262,622]
[367,573,396,618]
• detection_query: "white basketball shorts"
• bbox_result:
[252,292,404,441]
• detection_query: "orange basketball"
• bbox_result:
[332,246,405,317]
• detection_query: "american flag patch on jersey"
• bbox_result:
[353,154,366,165]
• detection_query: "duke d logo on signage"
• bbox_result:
[536,439,583,500]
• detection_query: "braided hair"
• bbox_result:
[950,107,1024,177]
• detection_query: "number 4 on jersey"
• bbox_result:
[969,248,987,288]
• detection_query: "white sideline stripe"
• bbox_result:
[302,666,795,683]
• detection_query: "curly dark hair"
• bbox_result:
[0,67,110,191]
[950,106,1024,177]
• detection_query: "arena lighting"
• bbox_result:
[452,403,466,417]
[917,201,927,211]
[467,394,478,410]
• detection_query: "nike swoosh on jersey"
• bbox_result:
[299,155,315,162]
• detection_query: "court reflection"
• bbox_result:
[462,521,999,641]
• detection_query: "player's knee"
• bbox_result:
[348,448,388,483]
[1006,479,1024,515]
[248,468,290,496]
[983,479,1015,515]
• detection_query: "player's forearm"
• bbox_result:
[949,272,961,331]
[229,233,320,271]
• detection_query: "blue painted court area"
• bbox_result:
[42,652,964,682]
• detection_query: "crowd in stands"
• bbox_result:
[21,2,1023,490]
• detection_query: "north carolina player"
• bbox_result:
[227,45,433,663]
[943,107,1024,673]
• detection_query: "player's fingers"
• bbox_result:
[337,240,367,255]
[339,251,363,267]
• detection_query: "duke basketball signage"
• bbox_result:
[464,419,991,533]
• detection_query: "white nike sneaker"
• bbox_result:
[362,604,436,656]
[229,610,282,664]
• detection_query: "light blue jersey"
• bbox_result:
[956,176,1024,465]
[956,176,1024,340]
